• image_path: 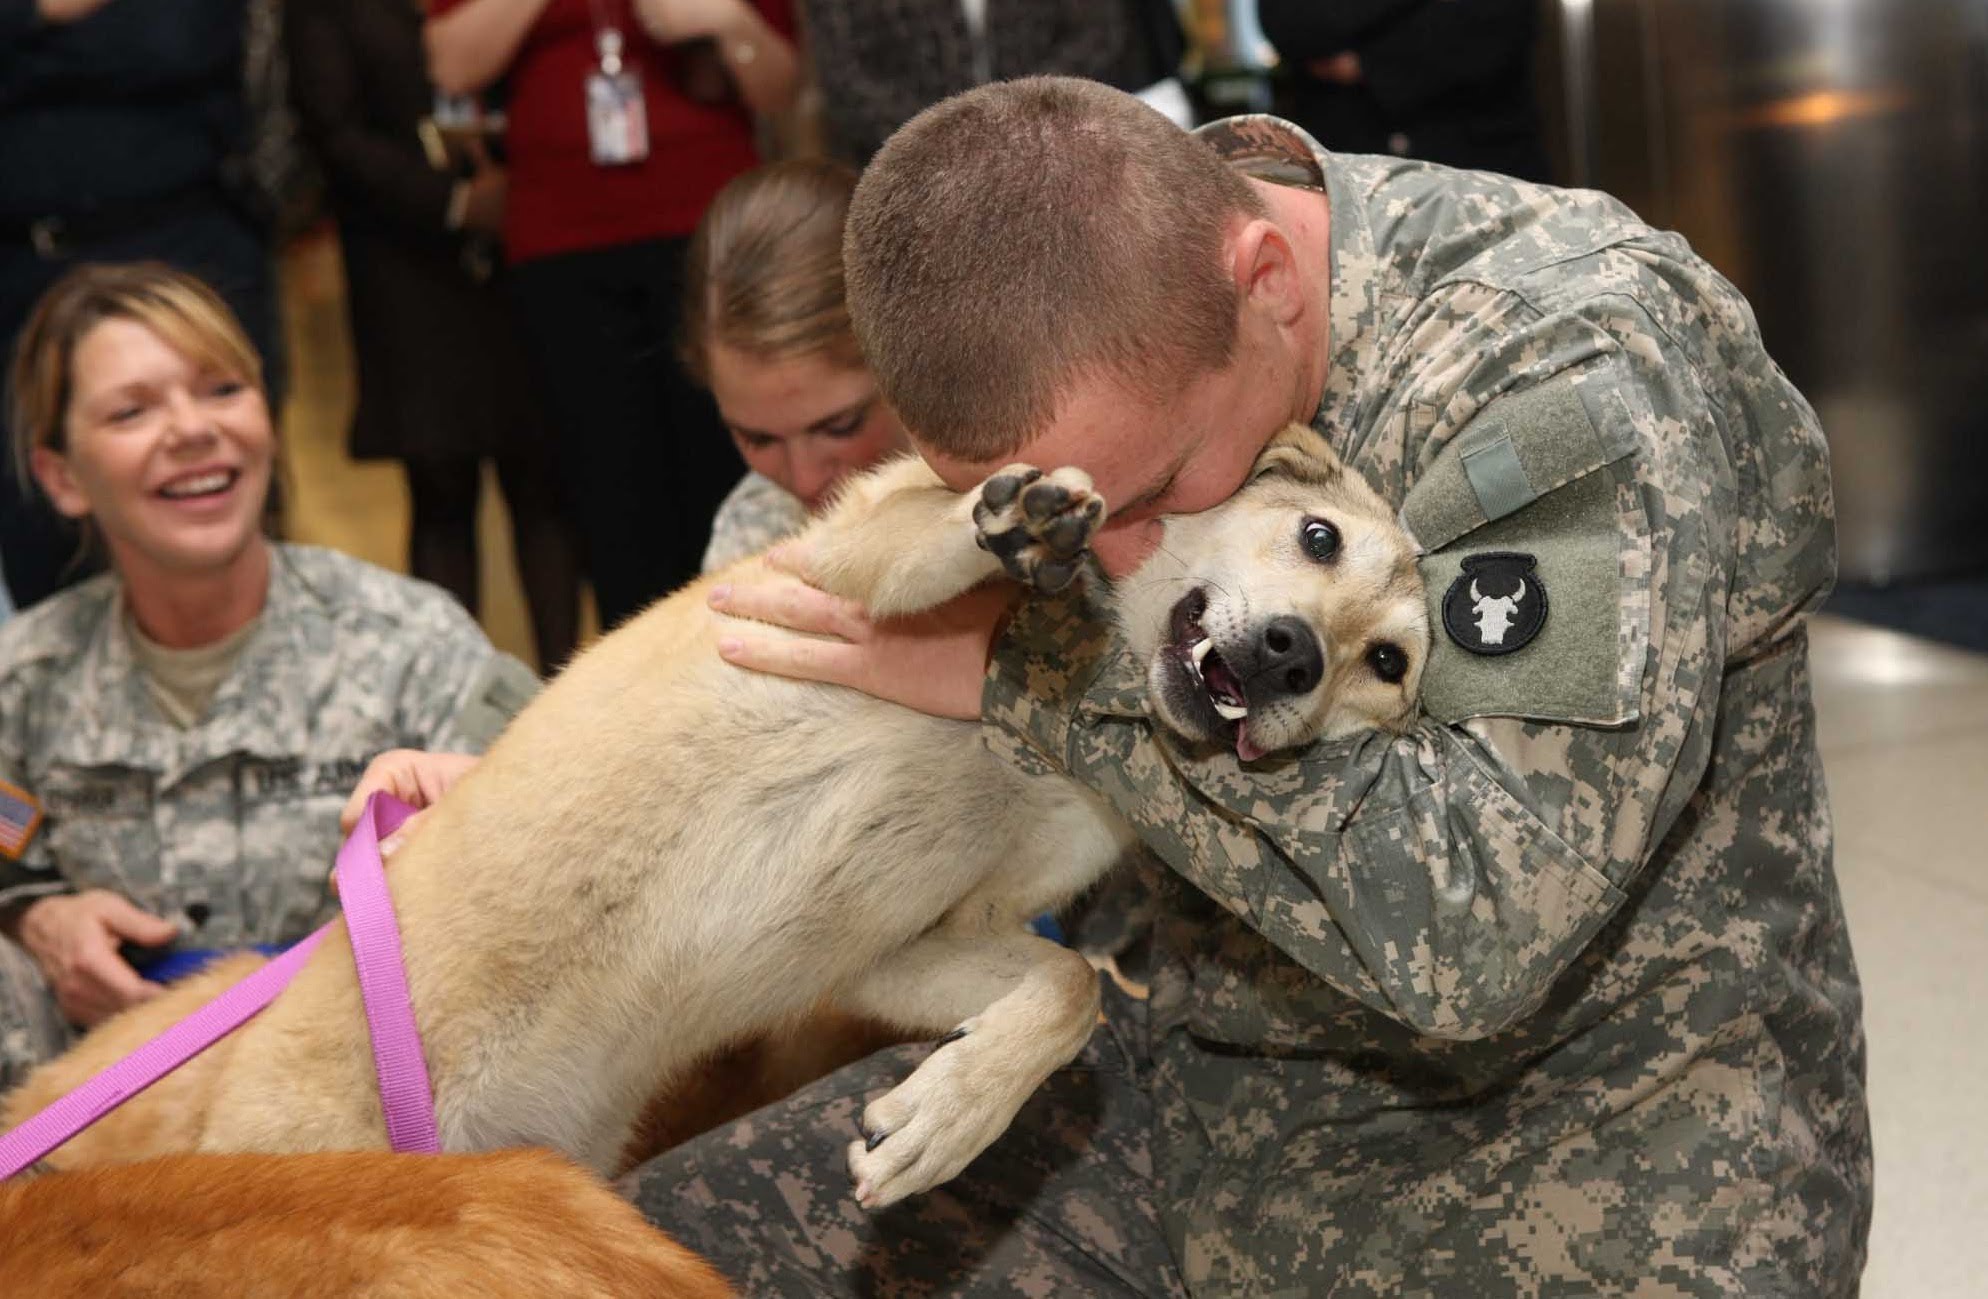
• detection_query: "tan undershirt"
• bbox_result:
[125,612,262,729]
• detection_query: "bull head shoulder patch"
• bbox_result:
[1443,552,1548,655]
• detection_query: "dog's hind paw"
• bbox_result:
[972,465,1106,594]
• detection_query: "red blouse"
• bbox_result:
[432,0,794,264]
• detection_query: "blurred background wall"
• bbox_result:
[1190,0,1988,637]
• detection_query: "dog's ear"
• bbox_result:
[1249,423,1347,487]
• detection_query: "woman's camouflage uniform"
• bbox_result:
[0,544,538,1087]
[702,471,811,575]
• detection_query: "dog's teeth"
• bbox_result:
[1190,639,1213,668]
[1211,699,1249,721]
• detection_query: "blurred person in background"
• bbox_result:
[683,159,911,573]
[424,0,801,631]
[802,0,1189,165]
[286,0,582,673]
[1259,0,1550,181]
[0,0,283,613]
[0,263,537,1089]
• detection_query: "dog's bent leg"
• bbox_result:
[803,456,995,616]
[803,456,1106,617]
[832,928,1101,1209]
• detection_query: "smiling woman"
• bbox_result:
[0,263,541,1089]
[12,278,276,648]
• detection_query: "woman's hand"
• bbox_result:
[631,0,748,43]
[16,891,174,1027]
[630,0,801,116]
[34,0,118,24]
[707,544,1014,722]
[339,749,481,858]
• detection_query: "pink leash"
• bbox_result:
[0,792,439,1179]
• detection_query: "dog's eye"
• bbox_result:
[1300,518,1340,562]
[1368,642,1408,684]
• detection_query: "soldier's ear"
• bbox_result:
[1249,423,1346,487]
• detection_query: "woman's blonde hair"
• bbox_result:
[9,261,265,486]
[680,159,863,385]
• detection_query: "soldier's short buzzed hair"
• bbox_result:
[844,76,1268,462]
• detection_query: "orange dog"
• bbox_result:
[0,1148,732,1298]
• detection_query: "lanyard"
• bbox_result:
[585,0,631,73]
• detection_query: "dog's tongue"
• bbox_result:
[1235,725,1267,763]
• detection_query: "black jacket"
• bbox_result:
[1259,0,1551,182]
[0,0,248,219]
[285,0,544,464]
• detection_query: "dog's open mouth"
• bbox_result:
[1165,589,1265,760]
[1179,624,1247,722]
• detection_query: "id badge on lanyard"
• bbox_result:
[585,3,649,166]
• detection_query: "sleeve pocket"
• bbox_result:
[1403,375,1650,728]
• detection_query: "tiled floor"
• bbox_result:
[1810,618,1988,1296]
[280,237,1986,1295]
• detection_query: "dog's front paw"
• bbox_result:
[971,465,1106,594]
[845,1023,1025,1210]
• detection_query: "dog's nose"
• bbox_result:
[1256,616,1324,697]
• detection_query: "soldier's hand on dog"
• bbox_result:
[13,890,173,1027]
[708,542,1014,721]
[329,750,481,892]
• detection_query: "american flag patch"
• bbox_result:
[0,778,43,861]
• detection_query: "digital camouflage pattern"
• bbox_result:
[981,118,1870,1296]
[634,115,1870,1297]
[703,471,812,574]
[0,544,538,1087]
[630,981,1190,1298]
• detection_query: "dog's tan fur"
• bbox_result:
[0,1148,732,1298]
[5,426,1427,1212]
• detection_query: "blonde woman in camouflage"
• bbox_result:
[684,159,912,573]
[0,263,538,1090]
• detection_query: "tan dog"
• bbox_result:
[6,425,1427,1212]
[0,1148,732,1298]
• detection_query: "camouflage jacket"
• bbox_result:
[701,471,810,574]
[0,544,538,947]
[984,119,1869,1294]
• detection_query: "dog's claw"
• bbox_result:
[864,1126,889,1152]
[935,1025,969,1048]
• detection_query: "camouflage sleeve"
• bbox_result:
[392,600,542,756]
[701,472,810,574]
[0,670,64,910]
[986,301,1759,1040]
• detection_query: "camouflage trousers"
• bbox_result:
[0,938,72,1093]
[623,979,1188,1298]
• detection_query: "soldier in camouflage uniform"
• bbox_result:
[0,544,537,1087]
[629,78,1870,1296]
[0,263,538,1090]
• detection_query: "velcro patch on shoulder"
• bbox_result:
[453,654,543,747]
[1415,467,1645,728]
[0,777,45,861]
